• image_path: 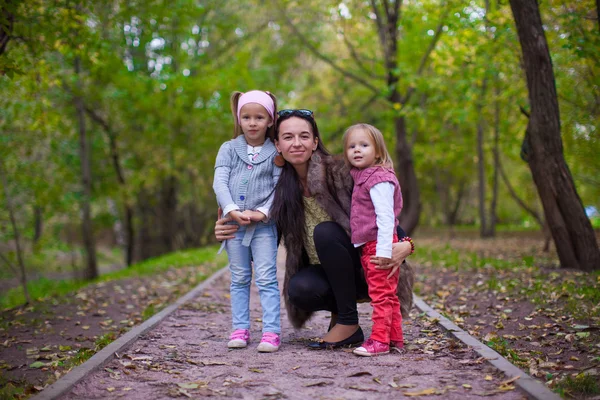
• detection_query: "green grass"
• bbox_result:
[0,379,26,399]
[413,242,600,320]
[486,337,526,367]
[0,245,225,310]
[553,373,600,397]
[411,244,524,272]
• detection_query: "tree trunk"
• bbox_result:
[394,116,421,234]
[0,0,15,58]
[488,80,500,238]
[33,206,43,244]
[160,176,178,252]
[74,56,98,280]
[509,0,600,271]
[85,107,135,266]
[124,206,134,266]
[0,160,31,304]
[476,76,489,237]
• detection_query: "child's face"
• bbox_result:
[239,103,273,146]
[345,129,377,169]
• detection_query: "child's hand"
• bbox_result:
[241,210,266,222]
[229,210,251,226]
[372,257,398,279]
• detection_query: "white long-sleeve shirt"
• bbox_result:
[354,182,395,258]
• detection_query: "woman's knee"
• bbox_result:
[288,270,330,309]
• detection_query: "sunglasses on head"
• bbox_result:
[277,109,314,118]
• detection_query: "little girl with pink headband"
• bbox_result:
[213,90,282,352]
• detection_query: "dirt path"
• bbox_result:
[59,267,528,400]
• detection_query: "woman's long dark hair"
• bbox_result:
[270,111,330,247]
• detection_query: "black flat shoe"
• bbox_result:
[307,326,364,350]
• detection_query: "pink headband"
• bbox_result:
[236,90,275,122]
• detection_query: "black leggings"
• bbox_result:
[287,221,407,326]
[287,221,368,325]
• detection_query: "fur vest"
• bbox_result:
[281,151,415,329]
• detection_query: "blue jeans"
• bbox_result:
[226,222,280,334]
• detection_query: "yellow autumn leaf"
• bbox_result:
[404,388,438,396]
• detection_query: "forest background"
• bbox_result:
[0,0,599,305]
[1,1,600,398]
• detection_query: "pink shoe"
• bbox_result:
[228,329,250,348]
[390,340,404,352]
[353,338,390,357]
[257,332,280,353]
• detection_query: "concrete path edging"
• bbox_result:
[30,266,229,400]
[413,295,561,400]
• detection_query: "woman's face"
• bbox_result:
[275,117,318,166]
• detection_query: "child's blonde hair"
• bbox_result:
[230,91,278,141]
[342,123,394,169]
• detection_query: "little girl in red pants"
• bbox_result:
[343,123,406,356]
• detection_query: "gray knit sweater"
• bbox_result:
[213,135,281,219]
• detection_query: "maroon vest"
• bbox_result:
[350,166,403,244]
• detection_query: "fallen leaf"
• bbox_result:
[29,361,46,369]
[485,375,493,381]
[106,387,115,392]
[396,383,417,388]
[348,385,379,392]
[404,388,439,396]
[249,368,263,373]
[177,383,199,389]
[499,376,520,386]
[130,356,153,361]
[304,381,331,387]
[348,371,372,377]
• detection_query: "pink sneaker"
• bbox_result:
[227,329,250,348]
[257,332,280,353]
[353,338,390,357]
[390,340,404,352]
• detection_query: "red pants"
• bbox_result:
[360,236,403,344]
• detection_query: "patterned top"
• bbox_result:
[302,196,332,264]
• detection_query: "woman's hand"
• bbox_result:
[371,240,412,279]
[215,208,239,241]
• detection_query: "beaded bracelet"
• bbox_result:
[400,236,415,254]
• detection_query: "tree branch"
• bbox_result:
[0,252,17,274]
[370,0,387,51]
[401,4,449,104]
[84,106,126,186]
[275,3,379,95]
[498,154,544,227]
[340,29,386,80]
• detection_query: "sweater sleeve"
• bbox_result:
[370,182,396,258]
[256,162,282,218]
[213,142,238,215]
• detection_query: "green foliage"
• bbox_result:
[0,0,597,294]
[486,336,525,366]
[553,373,600,397]
[0,246,225,310]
